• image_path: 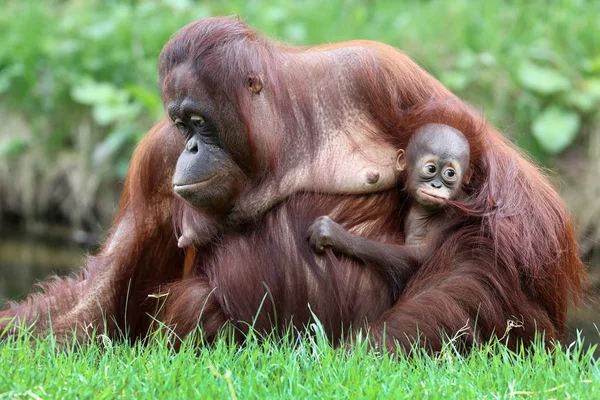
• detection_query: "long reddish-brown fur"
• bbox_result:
[0,17,587,353]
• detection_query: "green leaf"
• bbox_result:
[565,91,596,113]
[116,158,130,179]
[581,57,600,74]
[125,84,163,119]
[72,79,141,125]
[283,23,307,43]
[264,7,287,23]
[0,64,24,94]
[517,62,570,95]
[585,78,600,99]
[440,71,470,91]
[164,0,193,12]
[92,102,140,126]
[531,107,581,154]
[71,79,119,106]
[0,136,28,159]
[81,20,117,40]
[565,79,600,113]
[92,127,133,165]
[457,50,477,69]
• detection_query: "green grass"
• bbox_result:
[0,328,598,399]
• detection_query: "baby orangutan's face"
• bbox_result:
[396,124,471,210]
[407,154,464,209]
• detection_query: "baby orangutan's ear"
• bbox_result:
[463,163,474,185]
[395,149,407,172]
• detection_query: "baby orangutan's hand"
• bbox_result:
[307,216,351,253]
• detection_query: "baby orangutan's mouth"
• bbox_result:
[418,188,447,205]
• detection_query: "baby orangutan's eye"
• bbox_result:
[422,162,437,176]
[443,167,457,181]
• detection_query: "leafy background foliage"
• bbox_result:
[0,0,598,245]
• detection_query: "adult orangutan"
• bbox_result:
[0,17,586,353]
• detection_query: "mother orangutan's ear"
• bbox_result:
[247,75,263,94]
[395,149,407,172]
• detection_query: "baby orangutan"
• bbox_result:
[307,123,472,296]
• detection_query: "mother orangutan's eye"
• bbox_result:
[173,118,186,134]
[190,115,205,126]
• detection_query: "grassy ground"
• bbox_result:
[0,329,598,399]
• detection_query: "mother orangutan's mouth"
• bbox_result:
[174,174,220,193]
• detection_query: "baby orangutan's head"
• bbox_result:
[396,123,471,210]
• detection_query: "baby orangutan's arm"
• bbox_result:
[307,216,424,296]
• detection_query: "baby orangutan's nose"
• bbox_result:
[430,181,442,189]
